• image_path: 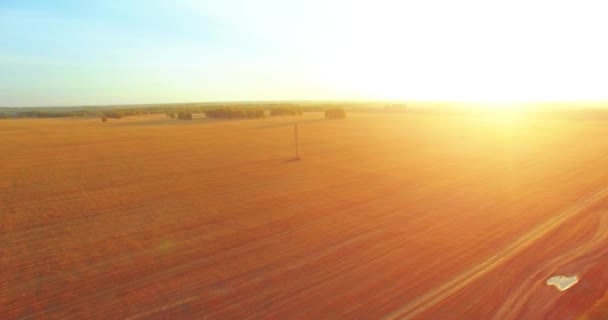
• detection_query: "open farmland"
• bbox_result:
[1,112,608,319]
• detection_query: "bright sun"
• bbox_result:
[304,0,608,105]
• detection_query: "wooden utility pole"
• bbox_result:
[294,123,300,160]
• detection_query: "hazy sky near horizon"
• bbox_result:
[2,0,608,107]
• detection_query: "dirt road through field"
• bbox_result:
[385,186,608,319]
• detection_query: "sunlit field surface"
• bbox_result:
[2,112,608,319]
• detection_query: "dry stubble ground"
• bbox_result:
[1,112,607,319]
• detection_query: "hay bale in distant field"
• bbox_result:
[325,108,346,119]
[101,116,108,122]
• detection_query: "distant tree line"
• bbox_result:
[177,112,193,120]
[270,107,303,116]
[103,111,123,119]
[205,108,265,119]
[1,108,160,119]
[0,102,394,120]
[7,110,90,118]
[325,108,346,119]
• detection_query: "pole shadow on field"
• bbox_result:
[282,157,301,163]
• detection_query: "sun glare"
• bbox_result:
[3,0,608,106]
[302,0,608,107]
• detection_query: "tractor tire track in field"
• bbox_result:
[384,186,608,320]
[492,210,608,319]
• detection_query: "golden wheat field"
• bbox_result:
[1,112,608,319]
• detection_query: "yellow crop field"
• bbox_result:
[2,112,607,319]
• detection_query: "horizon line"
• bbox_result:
[4,99,608,109]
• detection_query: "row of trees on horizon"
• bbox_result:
[0,103,379,120]
[205,108,266,119]
[0,104,335,119]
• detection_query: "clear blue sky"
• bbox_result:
[2,0,608,107]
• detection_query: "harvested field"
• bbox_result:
[1,113,608,319]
